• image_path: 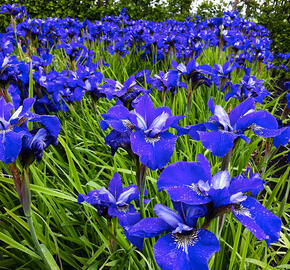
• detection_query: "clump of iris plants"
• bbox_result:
[0,4,288,270]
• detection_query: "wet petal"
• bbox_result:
[130,130,177,170]
[164,186,211,205]
[233,196,281,246]
[199,131,237,157]
[273,127,290,147]
[108,173,123,200]
[129,217,171,238]
[235,111,278,131]
[0,130,25,164]
[229,98,255,126]
[158,160,211,190]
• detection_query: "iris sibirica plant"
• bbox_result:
[179,97,289,163]
[157,155,281,246]
[0,96,60,268]
[78,173,144,249]
[101,94,183,170]
[129,202,220,270]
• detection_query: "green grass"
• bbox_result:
[0,45,289,270]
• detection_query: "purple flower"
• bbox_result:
[101,94,183,170]
[158,156,281,246]
[101,75,147,107]
[187,98,285,157]
[151,70,186,94]
[0,4,27,19]
[129,202,219,270]
[225,68,270,103]
[0,97,60,164]
[78,173,144,249]
[171,59,212,89]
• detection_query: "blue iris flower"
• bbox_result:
[101,94,183,170]
[129,202,220,270]
[179,97,287,157]
[171,59,212,89]
[78,173,144,249]
[225,68,270,103]
[101,75,148,107]
[151,70,186,94]
[158,155,281,246]
[211,60,240,90]
[0,97,60,164]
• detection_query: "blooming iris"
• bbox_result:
[171,58,212,89]
[101,75,148,107]
[129,202,220,270]
[0,97,60,164]
[78,173,144,249]
[158,155,281,246]
[225,68,270,103]
[101,94,183,170]
[182,97,286,157]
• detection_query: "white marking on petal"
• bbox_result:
[234,204,252,218]
[148,111,169,134]
[212,171,231,190]
[173,229,199,254]
[115,81,124,91]
[230,192,247,203]
[134,111,147,130]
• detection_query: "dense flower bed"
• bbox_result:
[0,4,289,270]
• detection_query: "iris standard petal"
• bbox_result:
[229,98,255,126]
[154,204,184,229]
[211,171,231,190]
[108,173,123,200]
[134,94,155,127]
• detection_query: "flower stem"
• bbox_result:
[135,157,147,218]
[134,157,158,268]
[22,169,52,269]
[221,140,238,171]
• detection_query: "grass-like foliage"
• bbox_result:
[0,4,289,270]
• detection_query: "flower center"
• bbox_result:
[234,204,252,218]
[145,134,160,145]
[187,183,204,196]
[122,119,134,130]
[117,204,129,213]
[172,229,199,254]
